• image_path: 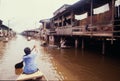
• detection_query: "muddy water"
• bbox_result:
[0,35,120,81]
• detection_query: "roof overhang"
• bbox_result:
[68,0,112,14]
[39,19,51,23]
[52,0,112,18]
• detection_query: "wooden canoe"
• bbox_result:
[16,70,48,81]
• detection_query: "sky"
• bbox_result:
[0,0,79,33]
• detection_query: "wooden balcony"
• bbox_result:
[54,25,113,37]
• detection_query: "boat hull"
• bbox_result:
[16,70,47,81]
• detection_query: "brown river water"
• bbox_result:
[0,35,120,81]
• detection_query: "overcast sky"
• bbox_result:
[0,0,79,33]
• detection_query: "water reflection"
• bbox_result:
[44,47,120,81]
[0,35,120,81]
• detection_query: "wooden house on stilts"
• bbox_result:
[40,0,120,54]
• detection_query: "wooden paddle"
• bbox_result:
[15,61,23,69]
[15,45,36,69]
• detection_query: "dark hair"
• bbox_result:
[24,47,31,55]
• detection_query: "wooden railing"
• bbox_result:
[54,25,114,37]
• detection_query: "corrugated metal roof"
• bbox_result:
[68,0,112,14]
[52,0,112,18]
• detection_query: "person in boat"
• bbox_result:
[23,45,39,74]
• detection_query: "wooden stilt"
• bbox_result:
[75,39,78,48]
[102,39,105,55]
[82,38,84,49]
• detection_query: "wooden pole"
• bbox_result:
[90,0,93,37]
[82,38,84,49]
[71,11,74,26]
[118,6,120,17]
[102,39,105,55]
[90,0,93,26]
[111,0,115,45]
[75,39,78,48]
